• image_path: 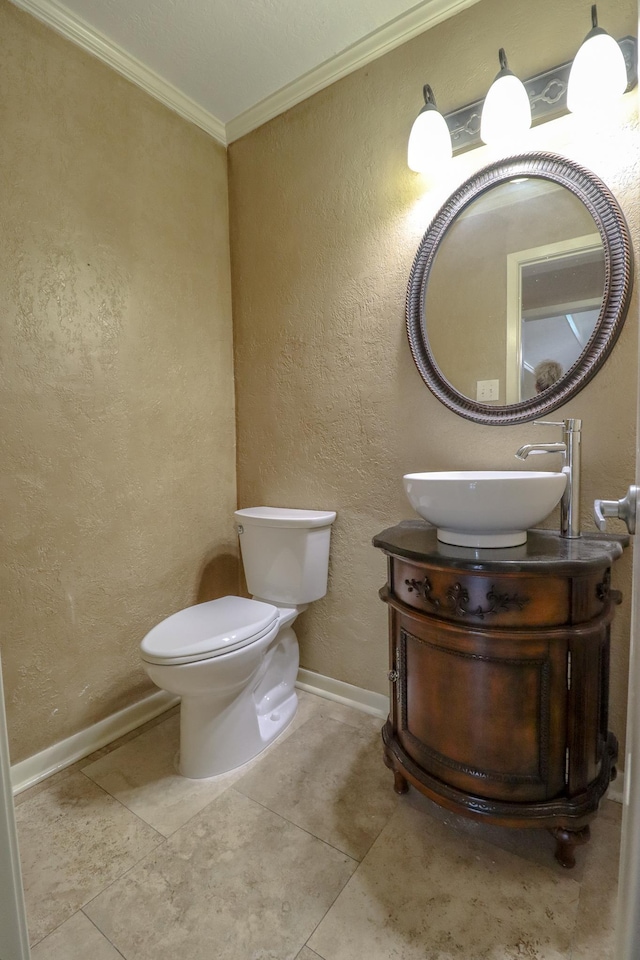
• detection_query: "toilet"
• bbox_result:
[140,506,336,778]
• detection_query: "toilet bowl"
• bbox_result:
[140,507,336,778]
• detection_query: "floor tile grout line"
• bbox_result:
[82,910,129,959]
[35,768,386,955]
[78,832,171,938]
[25,824,168,949]
[302,804,590,959]
[15,728,167,809]
[78,764,181,839]
[75,696,373,844]
[297,947,326,960]
[23,768,171,947]
[227,785,363,863]
[61,767,360,947]
[301,845,375,956]
[16,707,183,807]
[77,712,173,769]
[297,787,403,956]
[75,783,359,960]
[84,771,246,843]
[27,906,130,958]
[17,768,168,947]
[77,719,322,843]
[357,790,400,858]
[28,913,74,951]
[20,705,318,865]
[77,766,168,842]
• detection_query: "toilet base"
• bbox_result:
[178,625,299,778]
[257,689,298,742]
[179,689,298,779]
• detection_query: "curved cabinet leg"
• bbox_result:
[382,735,409,795]
[393,771,409,795]
[551,825,591,869]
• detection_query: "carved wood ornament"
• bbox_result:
[404,577,529,619]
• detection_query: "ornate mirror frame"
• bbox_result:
[406,152,634,425]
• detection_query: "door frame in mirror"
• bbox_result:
[504,232,603,404]
[406,152,634,425]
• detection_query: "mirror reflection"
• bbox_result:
[424,178,605,405]
[519,241,605,400]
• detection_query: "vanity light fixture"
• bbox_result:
[407,15,637,166]
[407,84,452,174]
[480,49,532,147]
[567,4,628,112]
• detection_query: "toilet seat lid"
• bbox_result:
[140,596,279,665]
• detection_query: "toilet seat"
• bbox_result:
[140,596,279,666]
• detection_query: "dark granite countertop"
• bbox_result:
[372,520,629,574]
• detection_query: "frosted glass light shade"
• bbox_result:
[407,107,452,174]
[567,32,628,112]
[480,72,532,147]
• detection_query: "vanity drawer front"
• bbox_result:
[392,560,570,627]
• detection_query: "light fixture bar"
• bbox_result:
[445,35,637,155]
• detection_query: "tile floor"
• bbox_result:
[14,691,620,959]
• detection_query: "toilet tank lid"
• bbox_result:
[235,507,336,528]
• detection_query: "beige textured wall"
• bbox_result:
[1,2,237,763]
[229,0,639,754]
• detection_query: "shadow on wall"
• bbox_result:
[195,552,241,604]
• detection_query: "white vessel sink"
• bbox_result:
[403,471,567,548]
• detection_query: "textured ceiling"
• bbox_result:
[12,0,482,140]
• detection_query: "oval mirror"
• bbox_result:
[406,153,634,424]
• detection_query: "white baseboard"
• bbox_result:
[296,668,389,719]
[11,690,179,796]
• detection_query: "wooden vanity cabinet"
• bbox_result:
[373,522,627,868]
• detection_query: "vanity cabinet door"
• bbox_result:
[391,608,569,803]
[566,622,613,795]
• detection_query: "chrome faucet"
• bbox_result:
[515,418,582,539]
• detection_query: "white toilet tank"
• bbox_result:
[235,507,336,605]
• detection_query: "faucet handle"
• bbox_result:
[533,420,565,439]
[534,418,582,434]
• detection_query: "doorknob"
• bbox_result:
[594,485,638,534]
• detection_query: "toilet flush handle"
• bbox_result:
[237,524,244,535]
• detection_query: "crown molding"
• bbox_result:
[9,0,227,144]
[226,0,483,143]
[11,0,482,146]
